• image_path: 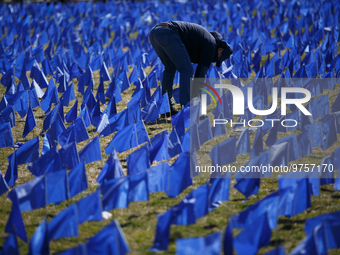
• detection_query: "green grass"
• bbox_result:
[0,57,340,255]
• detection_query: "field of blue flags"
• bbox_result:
[0,0,340,254]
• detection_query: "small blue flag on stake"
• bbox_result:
[97,148,124,184]
[68,160,88,198]
[47,204,79,241]
[5,192,28,242]
[77,190,103,224]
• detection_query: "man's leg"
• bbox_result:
[149,27,176,101]
[149,26,193,107]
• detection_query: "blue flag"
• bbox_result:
[167,128,183,158]
[78,136,102,164]
[23,104,36,138]
[86,219,130,255]
[166,152,192,197]
[128,172,149,203]
[105,123,135,154]
[234,212,271,255]
[223,221,233,255]
[28,218,49,255]
[27,146,62,177]
[149,130,168,163]
[5,192,28,242]
[0,170,9,196]
[77,190,103,224]
[63,83,76,107]
[304,122,323,147]
[198,117,213,145]
[46,170,69,205]
[297,131,312,158]
[290,223,328,255]
[0,234,19,255]
[236,128,250,154]
[209,136,237,177]
[250,126,263,157]
[304,210,340,249]
[209,176,231,210]
[97,149,124,184]
[68,160,88,198]
[176,232,221,255]
[0,122,14,148]
[65,98,78,123]
[150,209,173,251]
[141,98,159,124]
[59,142,80,169]
[331,89,340,113]
[320,114,337,150]
[231,190,279,230]
[147,162,168,193]
[100,177,129,210]
[4,150,17,187]
[47,204,79,241]
[59,244,87,255]
[7,175,46,212]
[127,144,150,175]
[74,117,90,143]
[273,133,299,162]
[212,117,227,137]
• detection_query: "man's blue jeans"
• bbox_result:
[149,25,193,107]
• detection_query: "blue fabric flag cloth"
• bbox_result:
[128,172,149,203]
[85,219,130,255]
[77,190,103,224]
[14,136,39,165]
[147,162,169,193]
[4,150,18,187]
[47,204,79,241]
[176,232,221,255]
[0,122,14,148]
[0,171,9,197]
[150,178,230,252]
[97,148,124,184]
[0,234,19,255]
[68,160,88,198]
[100,177,130,211]
[105,120,149,154]
[7,175,46,212]
[5,191,28,242]
[290,222,332,255]
[46,170,69,205]
[149,130,169,163]
[78,136,102,164]
[166,152,192,197]
[28,218,49,255]
[304,210,340,249]
[197,117,213,145]
[127,144,150,175]
[234,212,272,255]
[231,189,279,231]
[209,136,237,178]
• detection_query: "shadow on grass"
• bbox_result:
[278,218,306,231]
[203,224,218,230]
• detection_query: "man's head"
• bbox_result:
[210,31,233,67]
[216,41,233,67]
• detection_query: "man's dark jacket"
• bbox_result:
[167,21,220,78]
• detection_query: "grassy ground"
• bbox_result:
[0,55,340,255]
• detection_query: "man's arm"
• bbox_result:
[194,43,215,78]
